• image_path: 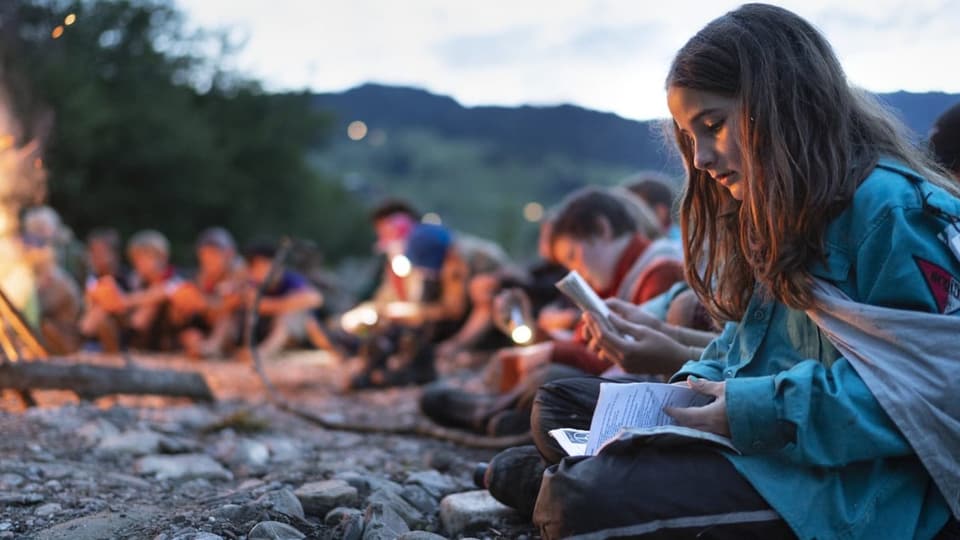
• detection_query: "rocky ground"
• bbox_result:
[0,351,538,539]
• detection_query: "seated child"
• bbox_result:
[243,239,324,360]
[79,228,130,352]
[21,206,82,354]
[176,227,246,358]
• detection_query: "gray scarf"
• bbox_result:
[807,280,960,518]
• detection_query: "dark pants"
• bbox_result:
[532,373,652,464]
[535,444,796,539]
[530,376,795,539]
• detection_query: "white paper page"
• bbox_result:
[555,271,610,318]
[585,382,713,455]
[548,428,590,457]
[554,270,634,341]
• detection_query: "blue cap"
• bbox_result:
[405,224,452,271]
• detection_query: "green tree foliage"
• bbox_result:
[2,0,371,263]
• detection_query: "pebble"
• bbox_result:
[326,508,365,540]
[405,470,464,499]
[423,450,456,472]
[97,430,162,455]
[439,490,517,536]
[334,471,403,496]
[34,502,62,517]
[255,488,305,520]
[247,520,306,540]
[400,484,439,514]
[76,419,121,446]
[214,437,270,468]
[363,502,409,540]
[260,436,302,463]
[294,479,359,516]
[0,474,23,489]
[211,503,264,525]
[135,454,233,481]
[324,506,363,527]
[367,488,424,528]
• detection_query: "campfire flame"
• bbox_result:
[0,84,47,329]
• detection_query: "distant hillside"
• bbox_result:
[312,84,675,172]
[879,91,960,139]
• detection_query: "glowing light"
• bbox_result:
[0,135,13,150]
[347,120,368,141]
[51,26,64,39]
[523,202,544,223]
[64,13,77,26]
[422,213,442,225]
[511,324,534,345]
[341,305,379,332]
[391,254,412,277]
[384,302,419,319]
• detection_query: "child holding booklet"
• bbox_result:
[486,4,960,539]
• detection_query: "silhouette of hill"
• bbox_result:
[313,83,960,169]
[313,84,674,171]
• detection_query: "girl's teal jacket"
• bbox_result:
[673,159,960,539]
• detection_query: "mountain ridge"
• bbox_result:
[313,83,960,170]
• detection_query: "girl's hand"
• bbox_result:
[606,298,666,333]
[582,311,690,374]
[664,376,730,437]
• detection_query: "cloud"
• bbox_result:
[435,27,540,68]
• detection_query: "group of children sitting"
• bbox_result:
[21,214,328,361]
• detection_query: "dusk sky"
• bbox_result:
[177,0,960,120]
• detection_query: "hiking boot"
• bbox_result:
[484,445,546,518]
[419,382,496,432]
[486,408,531,437]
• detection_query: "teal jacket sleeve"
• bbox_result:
[726,205,959,464]
[669,321,737,383]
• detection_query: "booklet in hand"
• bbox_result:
[555,270,634,341]
[555,270,611,320]
[549,382,739,457]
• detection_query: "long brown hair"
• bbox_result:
[667,3,960,321]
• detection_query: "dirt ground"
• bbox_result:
[0,351,538,539]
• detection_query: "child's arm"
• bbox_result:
[122,283,168,309]
[258,287,323,316]
[418,256,468,322]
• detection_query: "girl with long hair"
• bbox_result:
[488,4,960,538]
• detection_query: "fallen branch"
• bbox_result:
[0,359,214,402]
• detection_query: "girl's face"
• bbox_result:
[667,86,745,200]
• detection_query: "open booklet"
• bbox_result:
[549,382,739,457]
